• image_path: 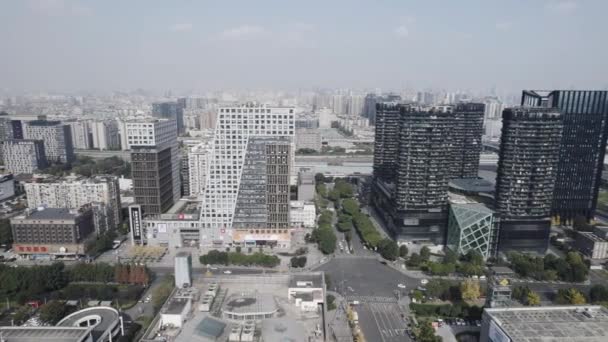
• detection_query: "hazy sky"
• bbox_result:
[1,0,607,93]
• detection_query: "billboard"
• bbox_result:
[129,205,143,244]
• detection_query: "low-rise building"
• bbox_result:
[446,202,499,260]
[297,172,315,202]
[295,128,322,152]
[481,306,608,342]
[160,297,192,329]
[10,205,95,259]
[288,274,325,312]
[290,201,316,228]
[575,231,608,259]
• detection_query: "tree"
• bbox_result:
[317,228,337,254]
[589,285,608,303]
[460,279,481,301]
[328,189,340,202]
[416,321,442,342]
[399,245,409,258]
[334,180,354,198]
[326,294,336,310]
[342,198,360,216]
[420,246,431,261]
[555,288,587,305]
[316,184,327,198]
[526,291,541,306]
[0,219,12,247]
[378,238,399,261]
[443,249,458,264]
[407,253,423,267]
[464,250,484,266]
[315,173,326,184]
[39,300,68,324]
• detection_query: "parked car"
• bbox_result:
[420,279,429,285]
[223,270,232,274]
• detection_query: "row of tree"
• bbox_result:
[199,250,281,267]
[69,262,150,286]
[508,251,589,282]
[44,156,130,178]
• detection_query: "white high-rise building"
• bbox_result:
[200,104,295,247]
[484,99,505,120]
[24,120,75,164]
[331,94,346,114]
[188,141,212,197]
[1,140,47,174]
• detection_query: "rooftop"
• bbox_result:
[485,305,608,342]
[0,327,91,342]
[289,273,324,289]
[224,292,276,314]
[57,306,120,342]
[195,317,226,339]
[14,207,84,221]
[164,298,190,315]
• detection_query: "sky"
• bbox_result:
[1,0,607,93]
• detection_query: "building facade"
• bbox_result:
[522,90,608,223]
[24,120,75,164]
[373,102,402,183]
[451,103,485,179]
[127,119,180,215]
[575,231,608,259]
[24,174,121,229]
[10,206,95,258]
[295,128,321,151]
[90,120,120,150]
[495,107,563,253]
[200,104,294,247]
[152,101,185,134]
[187,141,212,197]
[65,120,91,150]
[1,139,47,174]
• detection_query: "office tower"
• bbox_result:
[187,141,211,197]
[24,120,75,164]
[0,116,13,141]
[127,119,180,214]
[65,120,91,149]
[1,140,47,174]
[451,103,485,179]
[363,94,377,124]
[10,120,23,139]
[174,251,192,288]
[373,101,402,183]
[90,120,120,150]
[24,174,121,228]
[522,90,608,222]
[10,206,95,258]
[495,107,563,253]
[152,101,184,134]
[200,104,294,247]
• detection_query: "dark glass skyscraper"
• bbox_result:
[373,101,401,183]
[522,90,608,222]
[495,107,563,253]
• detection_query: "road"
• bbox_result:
[356,301,410,342]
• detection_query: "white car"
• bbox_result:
[420,279,429,285]
[397,283,406,289]
[223,270,232,274]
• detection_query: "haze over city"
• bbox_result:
[1,0,607,93]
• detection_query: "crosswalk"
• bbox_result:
[346,295,398,304]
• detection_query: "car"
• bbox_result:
[210,267,218,270]
[479,275,487,280]
[420,279,429,285]
[397,283,406,289]
[223,270,232,274]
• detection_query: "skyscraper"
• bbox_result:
[1,140,47,174]
[127,119,180,215]
[199,104,294,248]
[495,107,563,253]
[522,90,608,223]
[373,101,401,183]
[451,103,485,179]
[152,101,185,135]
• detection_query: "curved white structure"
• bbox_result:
[58,306,122,342]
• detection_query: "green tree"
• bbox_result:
[526,291,541,306]
[443,249,458,264]
[326,294,336,310]
[342,198,360,216]
[334,180,354,198]
[420,246,431,261]
[337,214,353,232]
[378,238,399,261]
[590,285,608,303]
[399,245,409,258]
[556,288,587,305]
[416,321,442,342]
[317,228,337,254]
[0,219,12,246]
[328,189,340,202]
[460,279,481,301]
[407,253,423,267]
[316,183,327,198]
[39,300,68,324]
[315,173,326,184]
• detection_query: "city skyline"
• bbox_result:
[1,0,607,93]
